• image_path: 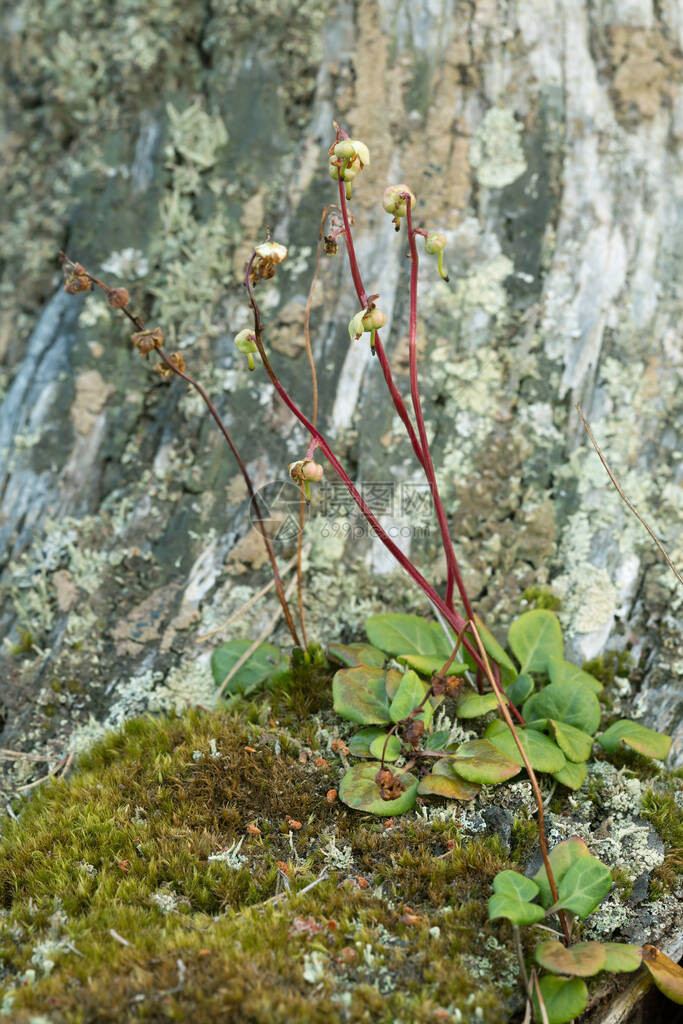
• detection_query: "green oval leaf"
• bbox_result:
[642,945,683,1004]
[417,769,480,801]
[485,725,567,773]
[328,642,386,668]
[211,639,287,695]
[549,855,613,919]
[348,728,389,758]
[338,762,418,816]
[369,733,401,762]
[508,609,563,673]
[366,614,450,658]
[533,977,587,1024]
[523,682,601,735]
[493,869,541,903]
[505,673,535,705]
[602,943,643,973]
[535,940,607,977]
[552,760,587,791]
[389,670,432,725]
[384,668,403,702]
[456,692,499,718]
[488,871,543,925]
[597,720,672,760]
[548,655,603,693]
[332,666,391,725]
[399,653,467,676]
[452,739,521,784]
[533,838,593,909]
[547,720,594,762]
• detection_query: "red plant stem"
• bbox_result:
[244,260,492,676]
[404,197,474,623]
[336,180,426,469]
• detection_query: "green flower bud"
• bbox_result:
[333,140,356,161]
[289,458,323,501]
[349,304,386,353]
[234,329,258,371]
[424,232,446,254]
[424,232,449,281]
[382,184,416,230]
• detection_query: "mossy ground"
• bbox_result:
[1,660,523,1024]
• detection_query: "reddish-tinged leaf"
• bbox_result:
[642,945,683,1004]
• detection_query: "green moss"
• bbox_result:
[521,587,561,611]
[509,817,539,866]
[641,784,683,896]
[611,867,634,901]
[9,628,35,658]
[582,650,632,687]
[0,708,525,1022]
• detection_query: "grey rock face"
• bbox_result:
[0,1,680,777]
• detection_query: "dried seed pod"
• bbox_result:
[403,719,425,748]
[63,262,92,295]
[107,287,130,309]
[155,351,186,379]
[131,327,164,355]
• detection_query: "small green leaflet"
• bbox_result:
[533,837,592,909]
[597,719,672,760]
[533,977,587,1024]
[548,855,613,919]
[389,670,432,725]
[211,639,287,695]
[488,870,544,925]
[485,724,567,773]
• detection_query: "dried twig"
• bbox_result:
[576,403,682,586]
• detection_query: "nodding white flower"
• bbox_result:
[234,328,259,371]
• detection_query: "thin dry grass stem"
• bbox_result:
[0,748,50,762]
[531,969,550,1024]
[576,403,682,587]
[469,619,571,946]
[195,550,301,642]
[215,574,298,700]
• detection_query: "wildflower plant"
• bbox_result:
[60,120,682,1021]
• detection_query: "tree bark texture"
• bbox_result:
[0,0,681,780]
